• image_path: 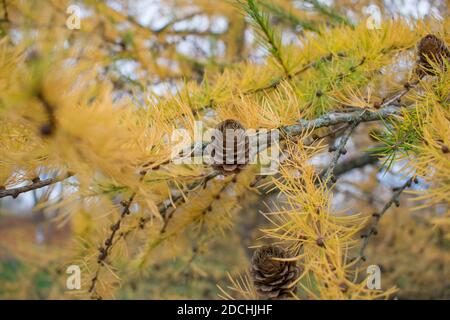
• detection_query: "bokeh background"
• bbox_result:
[0,0,449,299]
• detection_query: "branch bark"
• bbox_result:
[88,170,219,299]
[0,103,407,201]
[282,105,402,137]
[333,150,380,177]
[357,176,415,265]
[0,173,73,199]
[320,120,360,182]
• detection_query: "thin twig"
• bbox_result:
[283,105,398,137]
[159,172,220,234]
[332,150,380,177]
[0,173,73,199]
[153,11,201,34]
[88,171,219,298]
[88,170,148,298]
[112,171,220,243]
[380,79,421,107]
[357,176,415,264]
[305,0,354,27]
[252,145,382,194]
[321,119,361,182]
[1,0,8,22]
[247,52,345,94]
[175,176,238,278]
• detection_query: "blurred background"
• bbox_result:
[0,0,449,299]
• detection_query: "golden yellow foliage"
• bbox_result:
[0,0,449,300]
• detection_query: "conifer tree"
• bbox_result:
[0,0,449,300]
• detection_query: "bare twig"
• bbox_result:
[36,91,57,136]
[357,176,415,264]
[153,11,201,34]
[332,150,380,177]
[305,0,354,27]
[88,171,219,298]
[88,170,148,298]
[380,79,421,107]
[1,0,8,22]
[321,119,361,182]
[282,106,399,137]
[252,145,382,194]
[0,173,73,199]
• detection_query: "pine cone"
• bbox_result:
[211,119,250,175]
[416,34,450,76]
[251,245,300,299]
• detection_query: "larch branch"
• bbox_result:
[0,173,73,199]
[358,176,415,264]
[1,0,8,22]
[88,171,219,298]
[88,170,147,298]
[321,120,360,182]
[332,150,380,177]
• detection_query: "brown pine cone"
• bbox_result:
[211,119,250,175]
[416,34,450,76]
[251,245,300,299]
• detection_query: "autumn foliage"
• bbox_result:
[0,0,449,299]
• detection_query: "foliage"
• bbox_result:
[0,0,449,300]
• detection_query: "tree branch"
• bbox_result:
[333,150,380,177]
[282,105,401,137]
[282,76,421,137]
[186,51,346,119]
[1,0,8,22]
[260,0,319,33]
[88,170,219,298]
[88,170,148,298]
[247,52,345,94]
[305,0,354,27]
[2,88,414,201]
[357,176,415,264]
[153,11,201,34]
[321,120,360,182]
[0,173,73,199]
